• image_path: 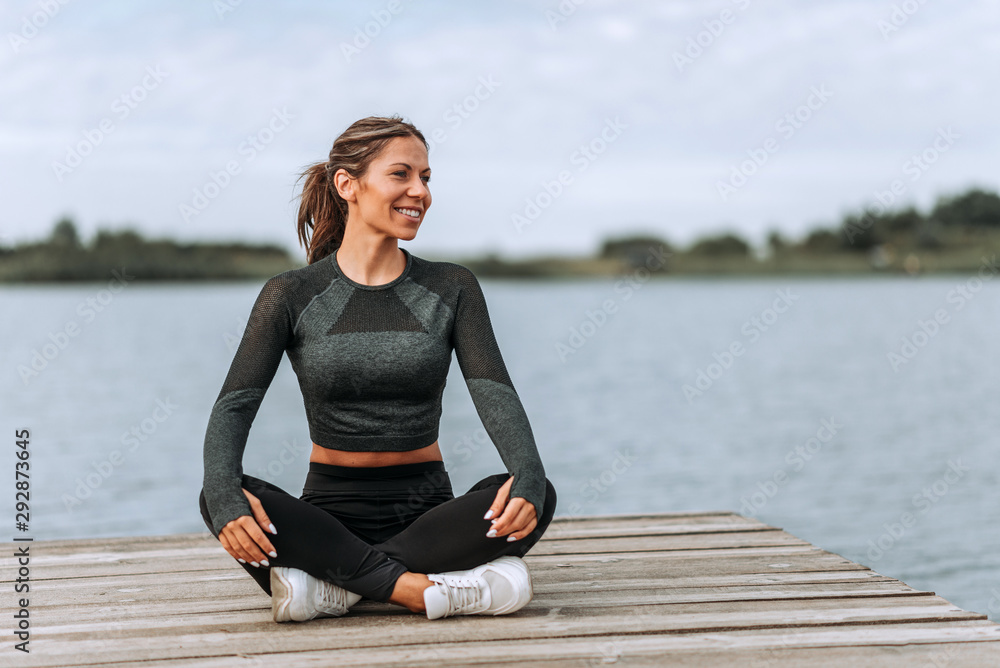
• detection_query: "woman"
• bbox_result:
[198,115,557,622]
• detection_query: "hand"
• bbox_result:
[483,476,537,542]
[217,488,278,567]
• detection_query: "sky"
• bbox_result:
[1,0,998,261]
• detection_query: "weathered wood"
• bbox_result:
[2,511,998,667]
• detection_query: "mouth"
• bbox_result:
[394,207,422,220]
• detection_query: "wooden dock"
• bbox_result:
[4,511,1000,666]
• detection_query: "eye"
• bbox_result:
[392,170,407,177]
[421,175,431,184]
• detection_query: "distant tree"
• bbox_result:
[916,223,944,249]
[801,228,842,253]
[838,212,882,250]
[766,229,788,254]
[49,216,81,248]
[882,206,923,233]
[599,234,672,269]
[92,227,145,251]
[687,232,750,256]
[930,188,1000,227]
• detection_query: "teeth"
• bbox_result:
[395,207,420,217]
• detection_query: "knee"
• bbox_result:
[540,477,557,526]
[197,488,218,538]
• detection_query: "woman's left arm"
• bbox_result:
[451,265,547,540]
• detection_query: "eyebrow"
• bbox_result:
[389,162,431,173]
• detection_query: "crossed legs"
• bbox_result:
[198,472,557,612]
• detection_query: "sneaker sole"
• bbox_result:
[270,567,296,623]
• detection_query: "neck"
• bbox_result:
[336,226,405,286]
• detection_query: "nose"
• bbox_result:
[408,177,430,199]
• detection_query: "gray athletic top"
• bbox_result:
[202,247,547,534]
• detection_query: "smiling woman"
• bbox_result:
[197,115,557,623]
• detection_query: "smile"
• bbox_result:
[394,207,421,218]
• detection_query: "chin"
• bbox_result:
[394,226,420,241]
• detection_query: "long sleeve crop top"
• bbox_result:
[201,247,547,534]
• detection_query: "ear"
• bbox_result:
[332,168,358,203]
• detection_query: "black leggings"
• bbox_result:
[198,460,557,603]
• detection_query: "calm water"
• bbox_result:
[2,272,998,620]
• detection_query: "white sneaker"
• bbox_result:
[423,555,533,620]
[270,566,363,622]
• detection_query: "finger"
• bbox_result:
[223,517,274,566]
[239,516,278,563]
[243,488,277,535]
[232,525,269,566]
[506,510,539,542]
[217,531,244,563]
[488,496,525,537]
[483,478,512,522]
[495,500,537,540]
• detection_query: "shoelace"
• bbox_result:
[315,580,346,613]
[437,575,484,616]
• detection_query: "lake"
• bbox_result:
[2,268,998,620]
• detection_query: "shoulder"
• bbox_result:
[260,256,338,299]
[409,253,483,288]
[407,253,483,299]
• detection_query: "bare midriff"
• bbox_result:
[309,440,444,467]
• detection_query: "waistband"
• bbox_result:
[306,459,447,480]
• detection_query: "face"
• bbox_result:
[336,135,431,241]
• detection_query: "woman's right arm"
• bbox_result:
[202,273,296,548]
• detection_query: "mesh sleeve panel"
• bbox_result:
[451,267,547,512]
[202,273,295,534]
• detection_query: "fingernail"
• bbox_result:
[269,523,277,535]
[250,561,259,568]
[486,529,497,538]
[268,550,277,558]
[507,535,517,542]
[261,559,270,567]
[237,558,246,564]
[483,510,494,520]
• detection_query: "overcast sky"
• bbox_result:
[2,0,997,260]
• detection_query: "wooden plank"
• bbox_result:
[24,595,986,642]
[99,628,1000,668]
[83,625,1000,668]
[3,542,846,581]
[17,581,936,621]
